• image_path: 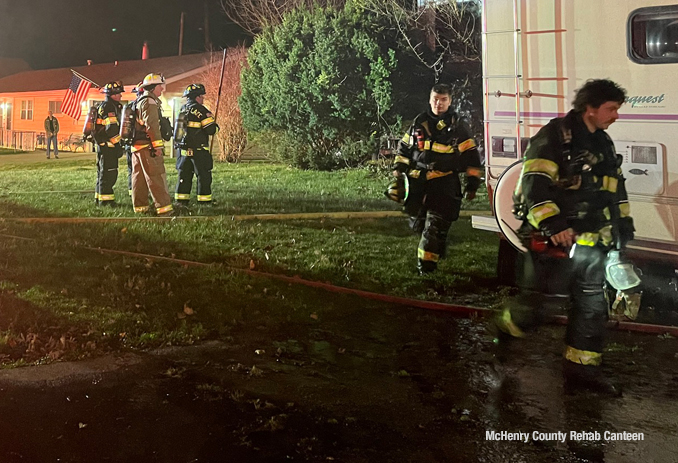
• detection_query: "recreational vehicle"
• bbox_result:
[474,0,678,309]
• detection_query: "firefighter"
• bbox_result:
[125,82,143,197]
[174,83,219,206]
[95,81,124,206]
[130,73,173,216]
[499,79,634,395]
[393,83,482,274]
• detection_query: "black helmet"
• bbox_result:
[183,83,206,99]
[102,81,123,95]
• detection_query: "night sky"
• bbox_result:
[0,0,249,70]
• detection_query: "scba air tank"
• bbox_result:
[82,105,98,141]
[174,111,188,149]
[119,103,136,143]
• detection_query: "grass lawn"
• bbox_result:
[0,159,490,216]
[0,148,27,155]
[0,158,500,366]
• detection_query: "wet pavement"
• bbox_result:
[1,297,677,463]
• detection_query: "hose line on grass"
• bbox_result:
[0,232,674,337]
[0,210,489,224]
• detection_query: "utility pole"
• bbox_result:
[204,0,211,50]
[178,11,185,56]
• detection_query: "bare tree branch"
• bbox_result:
[220,0,347,35]
[363,0,480,80]
[199,46,249,162]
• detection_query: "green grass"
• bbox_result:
[0,158,499,366]
[0,159,489,216]
[0,148,27,155]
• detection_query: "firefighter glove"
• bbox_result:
[394,162,409,175]
[617,217,635,249]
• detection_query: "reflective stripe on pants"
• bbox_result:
[131,147,172,213]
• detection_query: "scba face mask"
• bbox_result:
[605,250,641,291]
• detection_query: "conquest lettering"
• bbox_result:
[625,94,665,107]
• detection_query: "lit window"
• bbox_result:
[20,100,33,120]
[628,5,678,64]
[49,101,62,114]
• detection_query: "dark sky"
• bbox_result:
[0,0,249,70]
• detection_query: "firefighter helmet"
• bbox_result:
[139,73,165,89]
[131,81,143,94]
[183,83,206,99]
[102,81,123,95]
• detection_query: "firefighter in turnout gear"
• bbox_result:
[95,81,124,206]
[130,73,173,216]
[174,83,219,205]
[499,79,634,396]
[125,82,143,197]
[393,83,482,274]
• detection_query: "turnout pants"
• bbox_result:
[407,174,462,272]
[503,243,609,367]
[126,149,133,196]
[565,244,608,365]
[175,149,213,203]
[131,147,173,215]
[95,145,122,203]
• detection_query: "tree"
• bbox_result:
[363,0,481,79]
[239,5,399,169]
[199,46,249,162]
[363,0,482,135]
[220,0,347,35]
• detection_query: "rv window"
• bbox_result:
[631,145,658,164]
[628,5,678,64]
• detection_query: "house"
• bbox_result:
[0,52,219,152]
[0,58,31,79]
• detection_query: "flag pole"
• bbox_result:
[209,49,227,154]
[70,69,101,88]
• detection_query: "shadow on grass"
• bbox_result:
[0,199,62,218]
[0,287,105,364]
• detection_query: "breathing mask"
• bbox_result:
[604,249,641,291]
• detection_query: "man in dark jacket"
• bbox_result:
[95,81,124,206]
[393,83,482,274]
[44,111,60,159]
[500,79,633,395]
[174,83,219,206]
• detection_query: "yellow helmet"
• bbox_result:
[139,73,165,89]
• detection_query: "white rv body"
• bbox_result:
[480,0,678,262]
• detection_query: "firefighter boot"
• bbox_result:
[417,259,437,275]
[563,360,622,397]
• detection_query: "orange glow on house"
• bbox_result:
[0,52,216,153]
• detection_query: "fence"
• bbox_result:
[0,130,37,151]
[0,130,92,152]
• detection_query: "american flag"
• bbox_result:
[61,72,92,120]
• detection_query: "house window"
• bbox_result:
[628,5,678,64]
[49,101,62,114]
[20,100,33,120]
